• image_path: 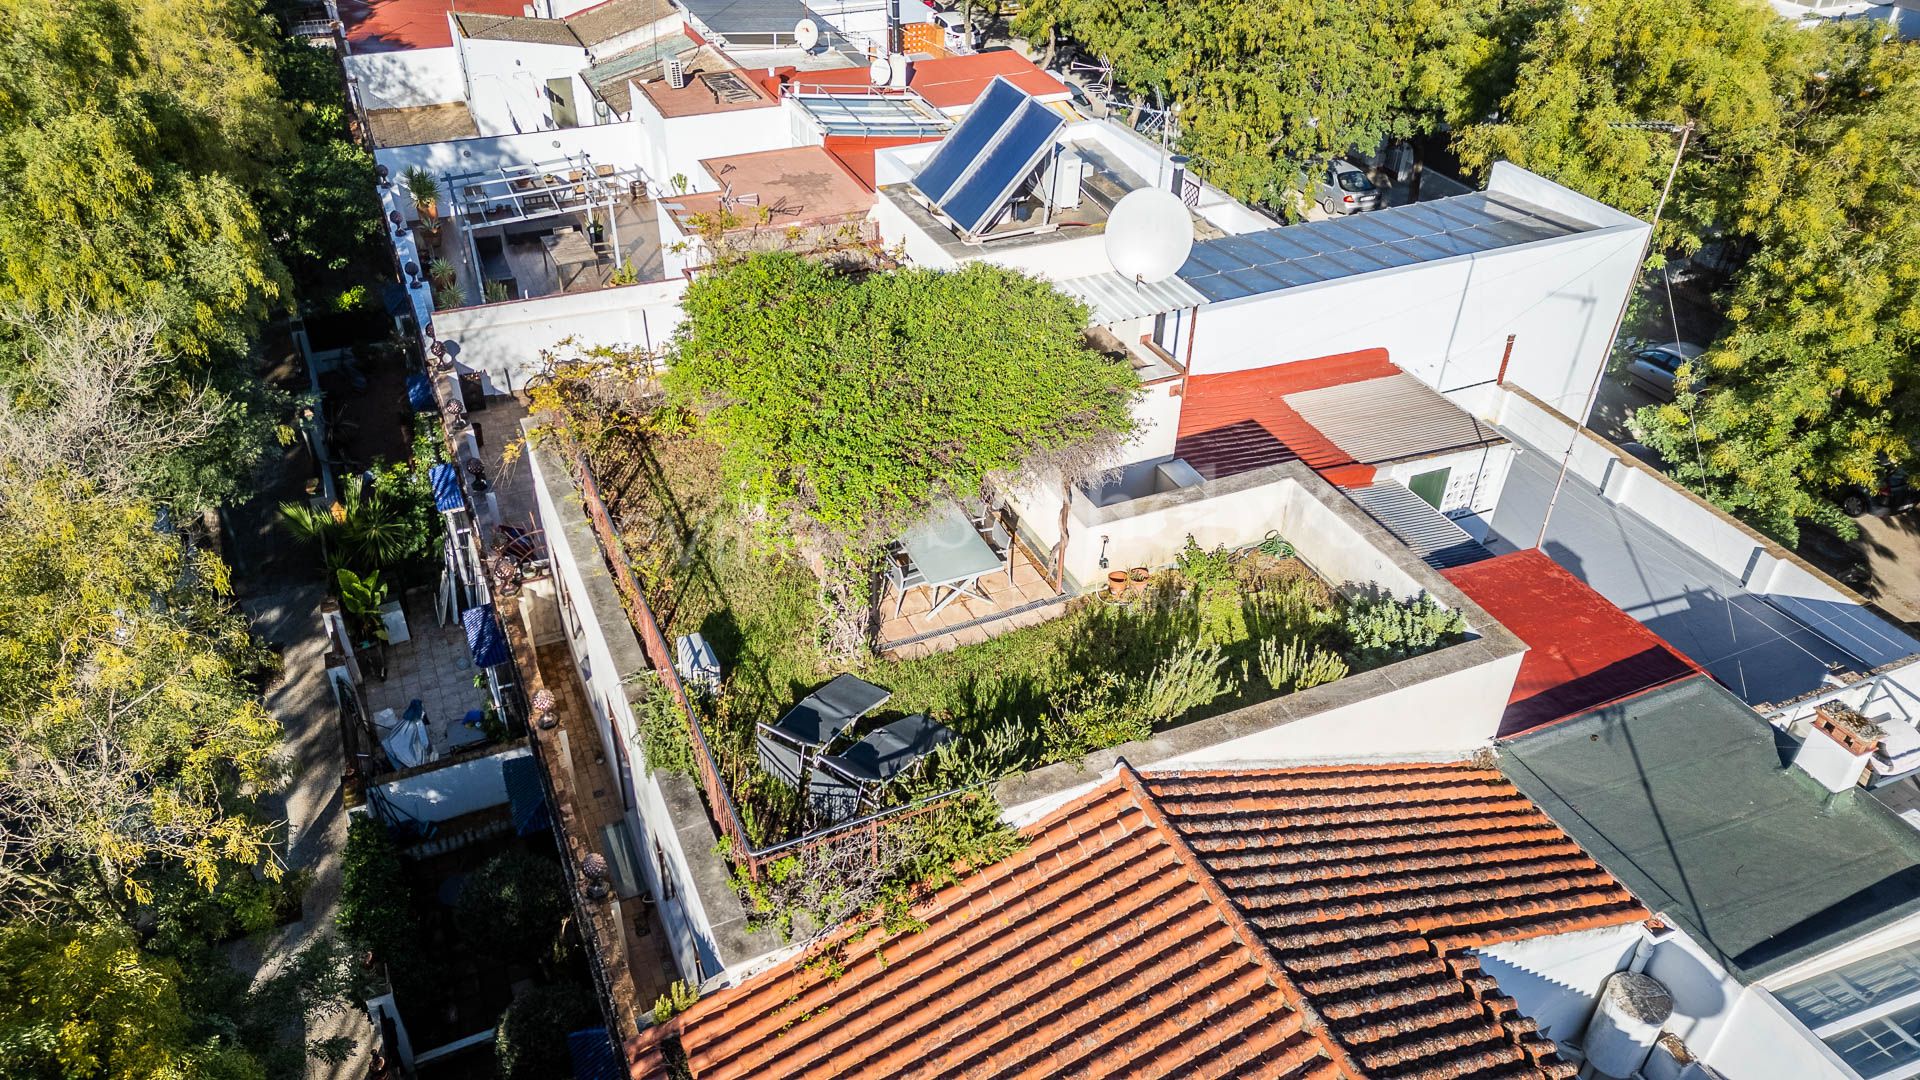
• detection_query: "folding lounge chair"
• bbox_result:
[808,713,956,824]
[755,674,891,788]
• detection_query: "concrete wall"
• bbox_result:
[370,743,531,824]
[435,278,686,394]
[526,438,766,984]
[1475,922,1643,1044]
[457,37,597,136]
[348,49,467,110]
[1185,217,1647,422]
[630,97,793,202]
[1373,442,1515,524]
[1480,383,1920,674]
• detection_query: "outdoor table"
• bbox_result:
[900,503,1002,616]
[542,229,603,292]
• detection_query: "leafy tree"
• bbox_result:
[0,0,293,364]
[0,921,263,1079]
[337,817,418,969]
[262,39,382,294]
[1453,0,1816,257]
[1013,0,1512,206]
[0,472,282,917]
[665,253,1139,547]
[1634,29,1920,540]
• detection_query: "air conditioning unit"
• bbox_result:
[665,58,687,89]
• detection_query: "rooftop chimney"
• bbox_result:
[1793,702,1883,794]
[1169,153,1188,200]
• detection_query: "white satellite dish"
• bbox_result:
[868,54,892,87]
[1105,187,1195,284]
[794,17,819,52]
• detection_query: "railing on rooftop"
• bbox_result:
[568,451,973,881]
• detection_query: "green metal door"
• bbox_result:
[1408,467,1450,509]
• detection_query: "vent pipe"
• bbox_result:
[1169,153,1188,199]
[1582,971,1673,1080]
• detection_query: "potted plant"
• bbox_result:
[336,567,390,644]
[1128,566,1151,593]
[427,257,456,289]
[401,166,440,221]
[1106,569,1129,598]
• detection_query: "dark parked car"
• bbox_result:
[1842,469,1917,518]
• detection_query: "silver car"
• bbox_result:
[1625,341,1706,400]
[1317,160,1382,215]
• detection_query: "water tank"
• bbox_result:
[1584,971,1674,1079]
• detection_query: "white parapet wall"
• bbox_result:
[435,278,688,395]
[369,742,532,824]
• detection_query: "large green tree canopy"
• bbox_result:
[665,253,1140,545]
[0,0,293,363]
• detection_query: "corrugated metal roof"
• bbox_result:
[795,92,950,138]
[1346,482,1493,570]
[1177,193,1595,303]
[454,11,584,46]
[1055,271,1206,325]
[1284,373,1501,464]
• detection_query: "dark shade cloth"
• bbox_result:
[429,462,464,513]
[406,373,437,413]
[503,755,550,836]
[462,604,512,668]
[566,1029,621,1080]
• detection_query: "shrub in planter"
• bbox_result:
[495,982,598,1080]
[338,817,419,967]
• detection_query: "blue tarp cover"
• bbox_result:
[428,462,463,513]
[405,373,436,413]
[462,604,511,668]
[502,755,550,837]
[566,1029,620,1080]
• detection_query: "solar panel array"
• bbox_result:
[1177,193,1595,302]
[910,77,1065,237]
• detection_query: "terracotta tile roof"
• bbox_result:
[628,761,1650,1080]
[1443,550,1703,738]
[341,0,525,52]
[1175,349,1400,485]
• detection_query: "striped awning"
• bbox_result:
[1056,270,1206,326]
[428,462,464,513]
[462,604,512,668]
[1346,482,1493,570]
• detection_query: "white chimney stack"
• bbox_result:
[1793,703,1882,794]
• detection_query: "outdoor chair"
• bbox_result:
[979,512,1016,590]
[755,674,892,788]
[808,714,956,824]
[887,546,929,618]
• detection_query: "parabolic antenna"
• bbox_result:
[868,55,892,87]
[1105,187,1195,283]
[794,17,819,51]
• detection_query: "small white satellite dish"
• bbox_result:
[1105,187,1195,284]
[868,54,892,87]
[794,18,819,52]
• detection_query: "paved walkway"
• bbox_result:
[225,456,374,1079]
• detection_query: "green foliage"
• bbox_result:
[1257,636,1349,693]
[279,451,442,582]
[665,253,1139,546]
[264,39,382,289]
[0,0,292,364]
[652,980,699,1023]
[633,671,694,777]
[1014,0,1514,206]
[433,282,465,311]
[334,568,388,624]
[0,921,263,1080]
[337,817,418,968]
[426,258,456,285]
[1043,670,1148,761]
[454,852,567,965]
[1340,591,1467,665]
[401,166,440,215]
[1138,642,1236,722]
[495,983,598,1080]
[0,473,282,915]
[1174,534,1234,593]
[1632,30,1920,541]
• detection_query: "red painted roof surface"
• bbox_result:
[820,134,939,190]
[341,0,524,52]
[764,50,1070,110]
[1443,549,1703,738]
[1175,349,1399,487]
[628,762,1650,1080]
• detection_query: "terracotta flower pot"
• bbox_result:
[1127,567,1151,592]
[1106,570,1130,597]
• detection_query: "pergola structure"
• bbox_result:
[444,153,650,303]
